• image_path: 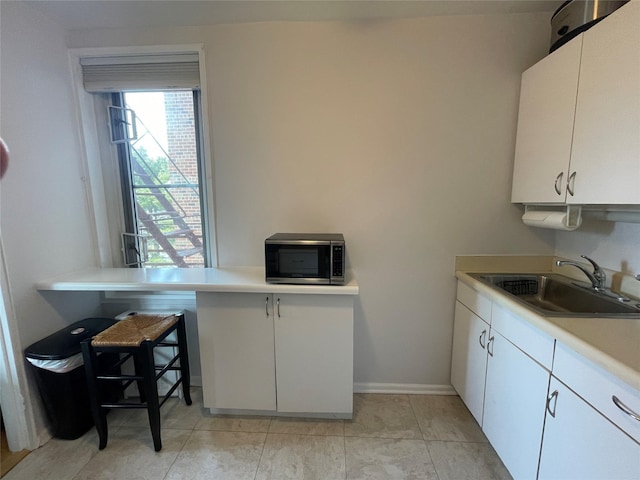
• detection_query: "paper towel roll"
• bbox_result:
[522,210,581,231]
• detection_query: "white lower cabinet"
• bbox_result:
[274,293,353,414]
[483,330,550,480]
[538,377,640,480]
[552,342,640,444]
[452,281,552,480]
[196,292,354,416]
[196,292,277,411]
[451,300,489,426]
[453,280,640,480]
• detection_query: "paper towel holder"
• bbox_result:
[523,205,583,231]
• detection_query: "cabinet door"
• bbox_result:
[538,378,640,480]
[511,37,582,204]
[569,1,640,204]
[196,292,276,411]
[273,294,353,415]
[483,330,549,480]
[450,301,489,426]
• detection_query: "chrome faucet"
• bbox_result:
[556,255,606,291]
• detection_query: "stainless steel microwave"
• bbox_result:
[265,233,345,285]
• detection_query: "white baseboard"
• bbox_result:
[207,408,351,419]
[353,383,457,395]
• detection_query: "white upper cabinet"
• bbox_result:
[512,1,640,205]
[569,0,640,204]
[511,38,582,204]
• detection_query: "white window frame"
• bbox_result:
[68,45,217,268]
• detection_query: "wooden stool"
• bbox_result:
[80,313,191,451]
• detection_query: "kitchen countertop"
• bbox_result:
[37,259,638,389]
[455,256,640,392]
[36,267,359,295]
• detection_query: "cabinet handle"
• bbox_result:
[612,395,640,422]
[277,297,281,318]
[265,296,270,317]
[547,390,559,418]
[487,336,494,357]
[479,329,487,349]
[567,171,577,197]
[554,172,564,196]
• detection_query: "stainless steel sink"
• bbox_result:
[470,273,640,318]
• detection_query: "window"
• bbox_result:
[111,90,208,267]
[78,49,211,268]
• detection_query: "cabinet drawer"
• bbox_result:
[553,342,640,443]
[490,304,554,370]
[456,281,492,322]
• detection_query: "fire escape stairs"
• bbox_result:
[130,142,203,267]
[112,101,204,267]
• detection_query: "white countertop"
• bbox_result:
[36,267,359,295]
[456,270,640,392]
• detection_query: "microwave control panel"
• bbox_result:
[332,244,344,278]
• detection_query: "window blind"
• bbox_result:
[80,53,200,92]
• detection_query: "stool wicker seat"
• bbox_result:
[81,313,191,452]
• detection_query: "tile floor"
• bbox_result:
[4,389,512,480]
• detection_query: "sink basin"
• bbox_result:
[470,273,640,318]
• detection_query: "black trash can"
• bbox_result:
[25,317,120,440]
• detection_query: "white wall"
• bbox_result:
[0,2,102,446]
[67,13,556,388]
[555,220,640,274]
[207,16,558,387]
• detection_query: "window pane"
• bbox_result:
[124,91,205,267]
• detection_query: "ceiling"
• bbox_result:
[22,0,560,31]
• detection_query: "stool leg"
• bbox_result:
[132,354,147,404]
[140,341,162,452]
[176,315,192,406]
[81,340,109,450]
